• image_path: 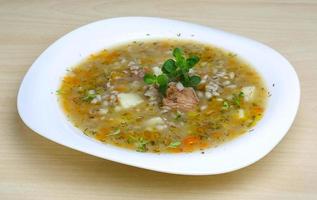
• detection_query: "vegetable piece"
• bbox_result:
[222,101,230,110]
[241,86,255,102]
[175,112,182,121]
[168,141,181,148]
[183,135,200,145]
[253,107,263,115]
[117,93,144,109]
[136,137,149,152]
[232,92,244,107]
[82,93,97,102]
[107,129,121,136]
[238,109,245,119]
[144,117,165,126]
[128,136,149,152]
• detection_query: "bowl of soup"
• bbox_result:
[17,17,300,175]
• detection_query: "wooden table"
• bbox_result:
[1,1,316,199]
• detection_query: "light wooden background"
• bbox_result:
[1,0,316,199]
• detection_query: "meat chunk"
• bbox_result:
[163,83,199,111]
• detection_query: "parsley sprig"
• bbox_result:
[144,48,201,94]
[232,92,245,107]
[222,91,245,110]
[168,141,181,148]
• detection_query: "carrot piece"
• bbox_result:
[253,107,263,115]
[183,135,200,146]
[95,132,107,141]
[95,127,110,141]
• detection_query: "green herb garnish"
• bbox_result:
[232,92,244,107]
[135,137,149,152]
[222,92,244,110]
[82,92,97,102]
[143,74,157,84]
[175,113,182,121]
[222,101,230,110]
[107,129,121,136]
[128,136,149,152]
[168,141,181,148]
[144,48,201,95]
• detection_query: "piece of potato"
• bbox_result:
[117,93,143,109]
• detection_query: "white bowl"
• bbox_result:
[17,17,300,175]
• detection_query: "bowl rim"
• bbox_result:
[17,17,301,175]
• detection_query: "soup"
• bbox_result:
[58,39,267,153]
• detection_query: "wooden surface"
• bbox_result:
[1,0,317,199]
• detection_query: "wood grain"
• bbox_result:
[0,0,317,199]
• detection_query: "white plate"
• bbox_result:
[17,17,300,175]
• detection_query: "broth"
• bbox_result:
[59,39,267,153]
